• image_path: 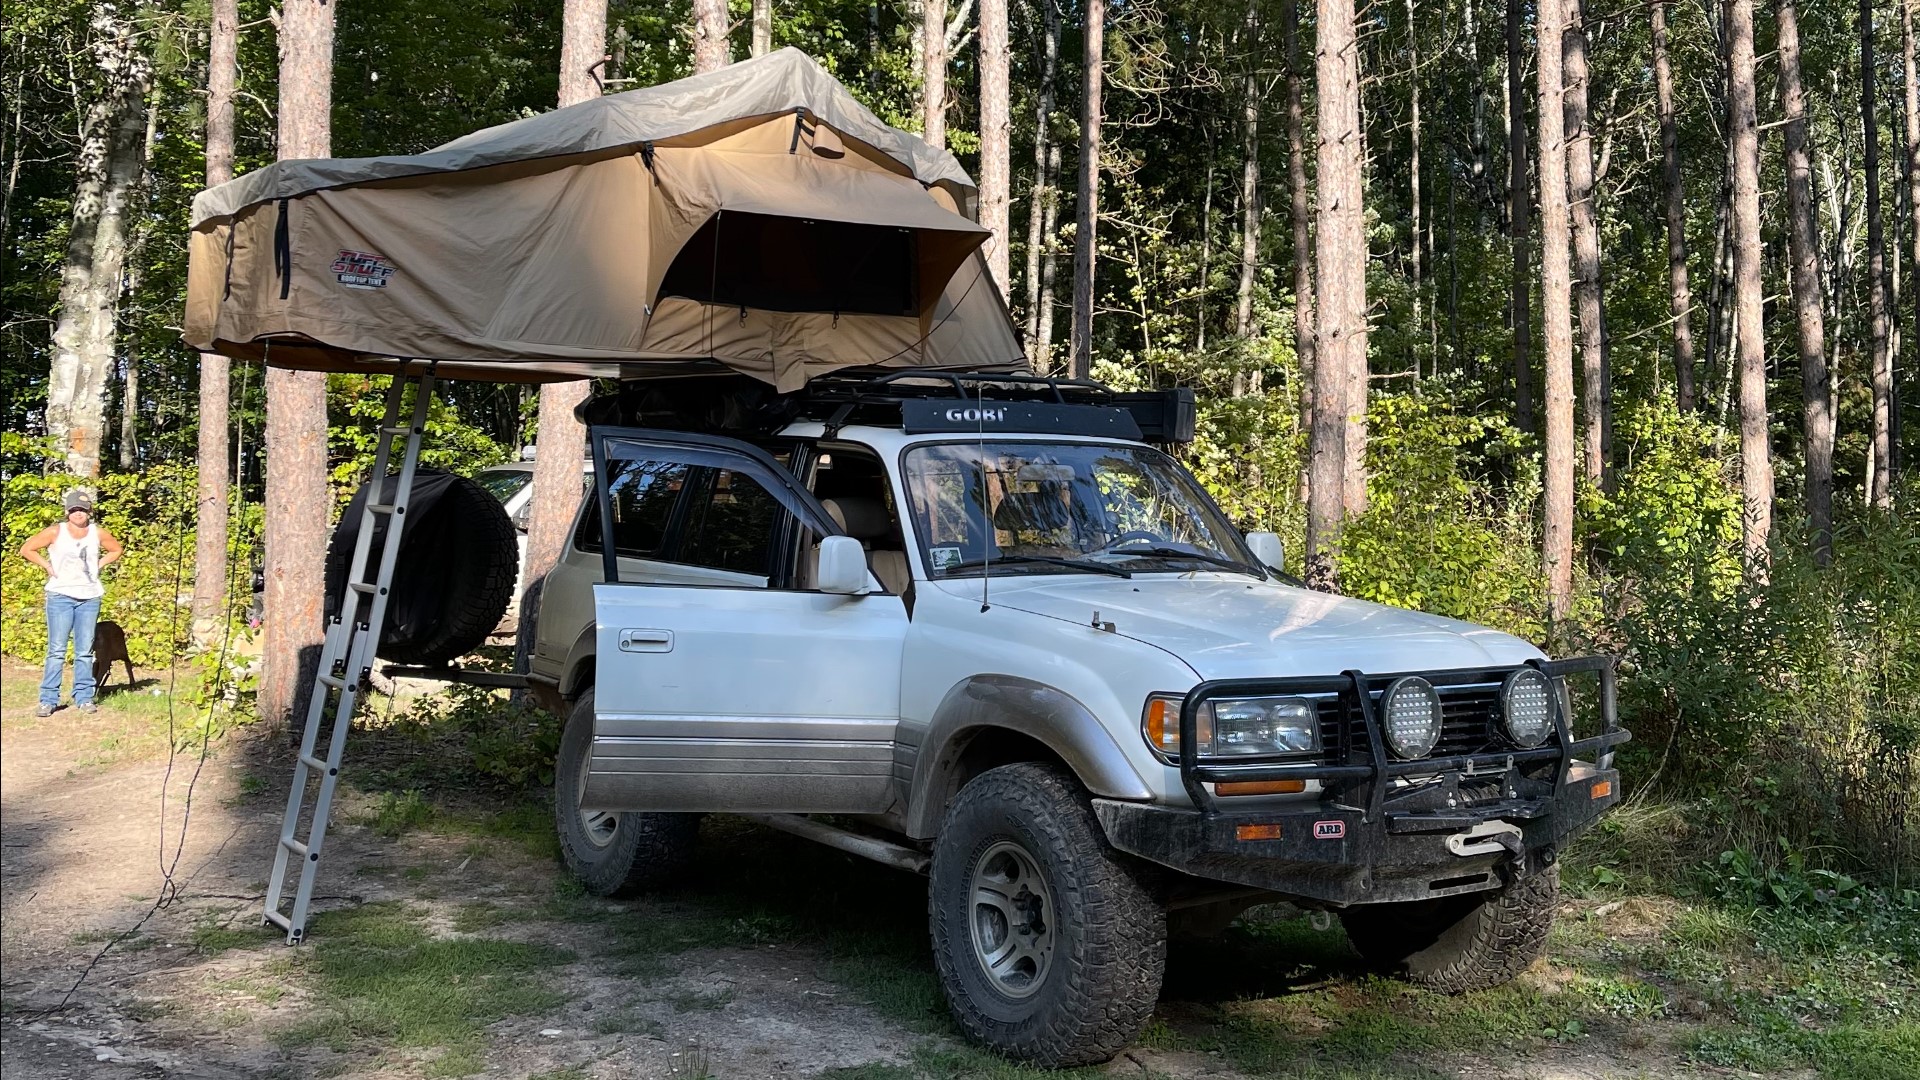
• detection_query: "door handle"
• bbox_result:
[618,628,674,653]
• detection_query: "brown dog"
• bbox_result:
[93,620,135,691]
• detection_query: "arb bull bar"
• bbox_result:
[1093,658,1632,905]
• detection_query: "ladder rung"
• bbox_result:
[263,909,292,930]
[317,673,345,689]
[368,503,399,514]
[347,582,378,594]
[379,425,417,436]
[300,753,330,773]
[281,837,312,859]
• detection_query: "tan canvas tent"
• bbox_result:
[185,49,1022,389]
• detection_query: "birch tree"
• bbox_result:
[45,4,150,479]
[1022,0,1060,370]
[1506,0,1534,435]
[1564,0,1610,491]
[1865,0,1894,510]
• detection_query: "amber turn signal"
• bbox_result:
[1217,780,1308,796]
[1591,779,1613,800]
[1235,823,1284,841]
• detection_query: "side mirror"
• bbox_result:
[815,534,871,595]
[1245,531,1285,574]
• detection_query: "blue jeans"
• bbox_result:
[41,593,101,708]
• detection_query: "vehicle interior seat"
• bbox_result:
[820,496,910,594]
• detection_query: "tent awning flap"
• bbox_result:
[183,49,1022,386]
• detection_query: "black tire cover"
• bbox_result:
[325,469,519,666]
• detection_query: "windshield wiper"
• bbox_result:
[1104,544,1264,577]
[945,554,1133,578]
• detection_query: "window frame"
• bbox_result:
[587,427,842,589]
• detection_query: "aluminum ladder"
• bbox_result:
[264,367,435,944]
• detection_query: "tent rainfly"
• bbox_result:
[184,49,1023,390]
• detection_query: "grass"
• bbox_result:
[273,901,574,1071]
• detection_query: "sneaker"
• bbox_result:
[76,702,98,714]
[34,703,54,718]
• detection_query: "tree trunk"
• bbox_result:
[1903,0,1920,499]
[46,8,150,480]
[1286,0,1315,502]
[1307,0,1366,562]
[980,0,1010,292]
[259,0,335,729]
[924,0,949,149]
[1038,140,1061,370]
[515,0,608,689]
[1652,1,1696,412]
[115,88,161,473]
[1564,0,1610,492]
[194,0,238,628]
[752,0,772,56]
[692,0,730,74]
[1781,0,1832,565]
[1506,0,1535,435]
[1866,0,1895,510]
[1069,0,1104,380]
[1537,0,1575,626]
[1234,0,1262,348]
[1198,123,1214,352]
[1023,0,1059,370]
[1729,0,1771,571]
[1406,0,1422,388]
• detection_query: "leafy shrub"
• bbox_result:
[1,433,202,668]
[388,684,564,791]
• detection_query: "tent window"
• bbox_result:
[658,211,920,317]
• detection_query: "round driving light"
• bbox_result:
[1379,676,1442,759]
[1500,668,1556,748]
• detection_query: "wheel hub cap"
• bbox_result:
[575,756,619,848]
[968,840,1055,999]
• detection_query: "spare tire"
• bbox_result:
[325,469,519,666]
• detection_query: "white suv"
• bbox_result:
[526,373,1628,1067]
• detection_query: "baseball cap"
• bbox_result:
[63,489,93,514]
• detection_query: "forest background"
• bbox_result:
[2,0,1917,963]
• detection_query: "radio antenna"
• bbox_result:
[978,380,991,613]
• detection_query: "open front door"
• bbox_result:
[580,429,908,814]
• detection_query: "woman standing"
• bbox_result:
[19,489,124,716]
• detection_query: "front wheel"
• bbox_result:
[929,763,1166,1067]
[1339,863,1560,993]
[553,691,698,896]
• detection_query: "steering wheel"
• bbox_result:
[1094,529,1167,553]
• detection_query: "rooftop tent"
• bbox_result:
[184,49,1023,390]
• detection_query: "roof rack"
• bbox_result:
[796,368,1197,443]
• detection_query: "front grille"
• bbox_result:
[1316,682,1519,762]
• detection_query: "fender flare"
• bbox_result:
[904,674,1154,839]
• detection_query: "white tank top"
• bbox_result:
[45,523,104,600]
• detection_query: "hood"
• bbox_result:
[945,575,1543,681]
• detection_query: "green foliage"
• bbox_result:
[1338,389,1546,639]
[327,375,510,501]
[373,684,565,792]
[1,433,198,668]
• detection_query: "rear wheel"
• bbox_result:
[929,763,1166,1067]
[553,691,697,896]
[1339,863,1559,993]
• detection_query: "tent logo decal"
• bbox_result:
[332,250,397,290]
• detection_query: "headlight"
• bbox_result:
[1143,694,1320,759]
[1379,676,1442,759]
[1500,668,1556,748]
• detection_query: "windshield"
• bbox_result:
[901,441,1261,578]
[473,468,533,504]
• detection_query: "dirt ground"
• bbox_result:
[0,661,1788,1079]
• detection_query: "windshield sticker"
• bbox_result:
[930,546,963,571]
[332,250,397,290]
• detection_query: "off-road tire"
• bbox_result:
[324,472,517,667]
[553,692,698,896]
[929,763,1166,1067]
[1339,863,1560,993]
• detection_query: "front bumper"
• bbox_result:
[1095,762,1620,904]
[1098,657,1631,906]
